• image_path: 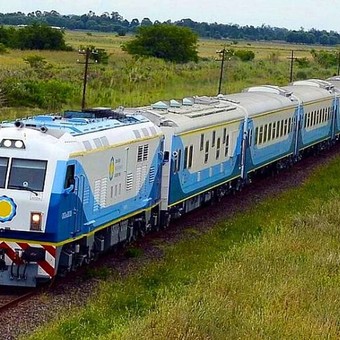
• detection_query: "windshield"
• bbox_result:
[0,157,8,189]
[8,159,47,192]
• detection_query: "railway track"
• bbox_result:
[0,288,36,313]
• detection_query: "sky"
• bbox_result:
[0,0,339,32]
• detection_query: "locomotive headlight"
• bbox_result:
[30,212,42,231]
[3,140,12,148]
[14,140,24,148]
[0,139,25,149]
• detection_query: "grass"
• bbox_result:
[0,31,338,120]
[26,151,340,340]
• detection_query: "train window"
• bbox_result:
[188,145,194,168]
[204,141,209,163]
[254,127,258,145]
[64,164,75,189]
[263,125,267,143]
[310,112,313,126]
[184,147,188,169]
[259,126,263,144]
[176,149,182,173]
[248,129,253,147]
[212,131,216,147]
[315,110,318,125]
[284,119,288,135]
[268,123,272,141]
[276,121,280,138]
[163,151,169,162]
[8,159,47,192]
[319,110,322,124]
[288,118,291,133]
[272,122,276,139]
[200,134,204,151]
[280,120,284,137]
[225,135,229,156]
[0,157,8,189]
[177,149,182,171]
[216,137,221,159]
[223,128,227,144]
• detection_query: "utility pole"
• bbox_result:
[78,48,98,111]
[216,48,226,95]
[288,50,297,83]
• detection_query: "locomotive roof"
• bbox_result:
[1,108,151,136]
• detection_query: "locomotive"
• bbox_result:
[0,77,340,287]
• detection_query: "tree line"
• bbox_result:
[0,10,340,46]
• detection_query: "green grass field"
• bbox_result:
[0,31,338,120]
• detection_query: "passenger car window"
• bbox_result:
[8,159,47,192]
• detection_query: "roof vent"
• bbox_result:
[151,101,168,110]
[183,97,194,106]
[170,99,181,108]
[244,85,292,97]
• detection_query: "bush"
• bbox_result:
[122,24,198,63]
[2,78,76,110]
[234,49,255,62]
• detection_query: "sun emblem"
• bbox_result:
[0,196,17,223]
[109,157,115,181]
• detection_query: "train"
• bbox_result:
[1,76,340,287]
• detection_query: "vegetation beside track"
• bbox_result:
[0,30,338,119]
[27,151,340,339]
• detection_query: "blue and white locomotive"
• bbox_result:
[0,78,339,287]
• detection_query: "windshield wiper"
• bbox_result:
[10,185,39,196]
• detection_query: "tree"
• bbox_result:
[14,23,68,50]
[122,24,198,63]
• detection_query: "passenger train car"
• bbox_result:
[0,78,339,287]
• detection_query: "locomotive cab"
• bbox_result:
[0,124,69,286]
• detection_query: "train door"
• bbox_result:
[64,162,84,237]
[73,174,85,235]
[293,105,303,158]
